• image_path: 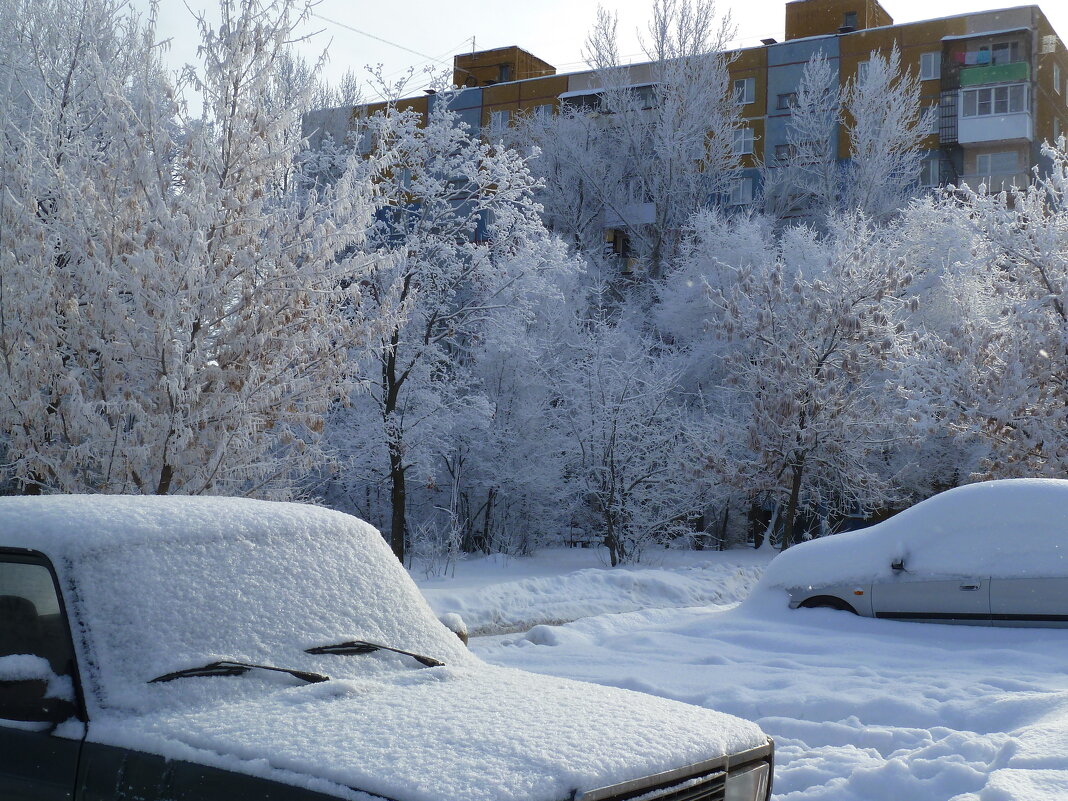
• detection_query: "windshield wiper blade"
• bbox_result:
[305,640,444,668]
[149,660,329,684]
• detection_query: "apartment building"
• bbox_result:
[306,0,1068,215]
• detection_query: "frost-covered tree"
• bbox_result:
[444,256,583,556]
[326,101,569,563]
[510,106,622,259]
[516,0,739,278]
[698,213,916,547]
[555,314,707,565]
[762,45,932,224]
[760,51,840,222]
[0,0,374,496]
[904,139,1068,478]
[841,44,934,220]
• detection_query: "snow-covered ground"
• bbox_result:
[414,547,1068,801]
[417,547,770,635]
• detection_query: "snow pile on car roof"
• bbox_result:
[0,495,476,713]
[760,479,1068,589]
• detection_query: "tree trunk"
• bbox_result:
[388,446,406,563]
[748,501,765,549]
[382,330,406,563]
[782,460,805,550]
[717,504,730,551]
[604,513,619,566]
[481,488,495,554]
[156,462,173,495]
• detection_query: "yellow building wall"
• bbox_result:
[515,75,570,117]
[738,117,766,167]
[1035,10,1068,146]
[454,47,556,87]
[482,82,521,128]
[785,0,893,41]
[728,46,768,122]
[836,18,964,158]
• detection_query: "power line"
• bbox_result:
[311,13,456,69]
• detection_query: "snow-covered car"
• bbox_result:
[0,496,773,801]
[764,479,1068,626]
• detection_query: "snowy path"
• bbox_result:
[415,549,1068,800]
[417,548,769,635]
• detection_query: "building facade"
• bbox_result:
[306,0,1068,215]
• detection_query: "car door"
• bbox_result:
[75,743,353,801]
[989,577,1068,627]
[0,551,86,801]
[871,573,991,625]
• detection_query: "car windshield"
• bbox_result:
[50,499,476,716]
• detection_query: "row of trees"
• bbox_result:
[2,0,1065,566]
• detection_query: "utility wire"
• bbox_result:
[311,13,457,69]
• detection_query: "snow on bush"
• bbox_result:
[760,479,1068,589]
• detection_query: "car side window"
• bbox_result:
[0,558,78,721]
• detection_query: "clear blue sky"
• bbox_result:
[138,0,1068,100]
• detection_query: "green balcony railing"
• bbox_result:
[959,61,1031,87]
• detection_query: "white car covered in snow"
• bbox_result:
[765,479,1068,626]
[0,496,773,801]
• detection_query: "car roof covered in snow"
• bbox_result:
[761,479,1068,590]
[0,495,476,708]
[0,494,352,556]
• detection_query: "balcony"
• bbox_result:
[959,61,1030,87]
[604,202,656,228]
[958,82,1032,144]
[958,112,1032,144]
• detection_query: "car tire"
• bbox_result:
[798,596,858,615]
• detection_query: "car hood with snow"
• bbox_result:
[0,495,770,801]
[105,664,765,801]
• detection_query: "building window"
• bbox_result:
[774,143,796,161]
[1056,63,1063,95]
[976,151,1019,177]
[961,84,1027,117]
[733,126,755,155]
[843,11,857,28]
[857,60,869,83]
[991,42,1020,65]
[919,158,940,187]
[728,177,754,206]
[776,92,797,110]
[533,104,553,121]
[920,52,941,81]
[489,109,511,135]
[734,77,755,105]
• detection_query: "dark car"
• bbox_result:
[1,495,773,801]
